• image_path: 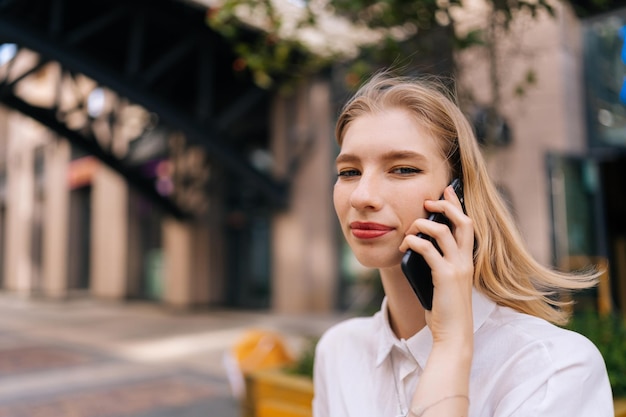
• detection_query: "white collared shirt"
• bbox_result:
[313,289,613,416]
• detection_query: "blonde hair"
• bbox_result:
[336,71,598,325]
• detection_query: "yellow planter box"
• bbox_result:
[243,368,314,417]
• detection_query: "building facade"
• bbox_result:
[0,0,624,315]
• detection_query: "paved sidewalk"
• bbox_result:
[0,293,345,417]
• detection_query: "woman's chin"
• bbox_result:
[353,254,402,269]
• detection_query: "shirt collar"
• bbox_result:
[375,287,496,368]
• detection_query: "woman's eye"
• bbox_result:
[337,169,360,177]
[391,167,421,175]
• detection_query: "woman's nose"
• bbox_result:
[350,174,382,210]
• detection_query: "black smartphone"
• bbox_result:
[401,178,465,310]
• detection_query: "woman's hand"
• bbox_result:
[399,184,475,416]
[399,184,475,347]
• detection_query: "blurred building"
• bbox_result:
[456,0,626,313]
[0,0,624,315]
[0,0,339,313]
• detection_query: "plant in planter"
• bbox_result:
[242,336,318,417]
[284,336,317,379]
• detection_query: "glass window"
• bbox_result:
[583,8,626,149]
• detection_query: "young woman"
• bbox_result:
[312,72,613,416]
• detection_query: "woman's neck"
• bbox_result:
[380,265,428,340]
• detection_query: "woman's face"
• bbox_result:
[334,108,450,269]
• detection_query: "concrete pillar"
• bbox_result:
[90,166,128,299]
[162,218,193,308]
[162,217,212,308]
[271,78,338,313]
[205,196,226,305]
[193,217,214,305]
[4,113,45,294]
[42,139,70,298]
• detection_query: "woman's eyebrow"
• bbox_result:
[336,150,427,165]
[380,150,427,162]
[335,153,359,165]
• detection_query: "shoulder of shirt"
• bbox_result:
[316,314,378,353]
[485,305,606,368]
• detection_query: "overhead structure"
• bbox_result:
[0,0,287,219]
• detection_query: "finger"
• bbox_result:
[401,233,449,272]
[424,184,464,216]
[402,205,459,237]
[444,183,464,210]
[400,211,473,285]
[400,216,453,252]
[424,199,473,249]
[401,208,470,260]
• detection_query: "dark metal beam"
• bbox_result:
[65,7,129,45]
[0,0,288,210]
[141,38,196,87]
[0,90,188,219]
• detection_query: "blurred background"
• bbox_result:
[0,0,625,415]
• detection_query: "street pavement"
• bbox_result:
[0,293,346,417]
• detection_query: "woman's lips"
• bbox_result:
[350,222,394,239]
